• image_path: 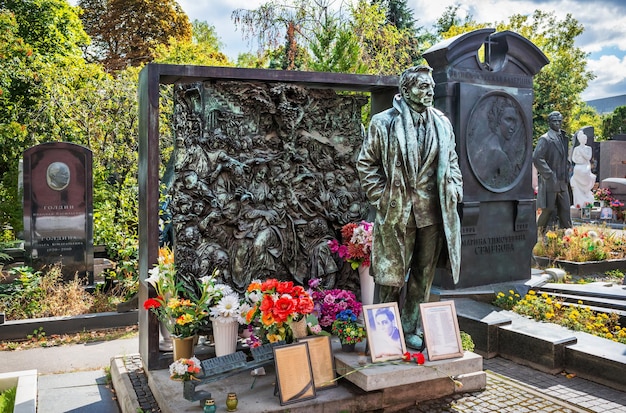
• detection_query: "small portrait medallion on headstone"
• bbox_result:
[46,161,70,191]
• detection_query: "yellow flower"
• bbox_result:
[177,313,193,325]
[545,312,554,320]
[508,290,515,295]
[546,231,557,239]
[267,334,282,343]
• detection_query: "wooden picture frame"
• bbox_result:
[297,335,337,390]
[273,342,316,405]
[363,302,406,362]
[419,301,464,361]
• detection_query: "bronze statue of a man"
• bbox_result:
[356,65,463,349]
[533,111,572,232]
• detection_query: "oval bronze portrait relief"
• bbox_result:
[46,161,71,191]
[466,92,527,192]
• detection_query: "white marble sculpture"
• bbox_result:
[570,130,596,208]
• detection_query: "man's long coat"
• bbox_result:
[356,95,463,288]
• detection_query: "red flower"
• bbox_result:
[273,296,296,322]
[296,297,314,314]
[413,352,425,365]
[143,298,161,310]
[276,281,294,294]
[261,278,279,292]
[403,351,425,364]
[260,295,274,314]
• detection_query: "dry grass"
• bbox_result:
[0,264,131,320]
[0,325,138,351]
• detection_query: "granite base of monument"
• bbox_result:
[139,339,485,413]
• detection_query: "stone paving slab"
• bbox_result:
[38,369,119,413]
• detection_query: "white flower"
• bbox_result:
[169,356,200,377]
[210,294,241,321]
[588,230,598,239]
[247,291,261,303]
[564,228,574,236]
[199,275,213,285]
[214,283,234,296]
[238,302,252,324]
[146,267,162,287]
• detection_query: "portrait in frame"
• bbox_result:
[363,302,406,362]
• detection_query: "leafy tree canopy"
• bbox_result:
[78,0,192,71]
[0,0,89,58]
[601,105,626,139]
[439,9,596,142]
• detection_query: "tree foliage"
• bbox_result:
[499,11,595,141]
[0,0,88,58]
[601,106,626,139]
[350,0,422,75]
[439,9,595,143]
[78,0,192,71]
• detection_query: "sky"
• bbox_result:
[176,0,626,102]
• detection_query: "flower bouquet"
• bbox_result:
[143,248,211,338]
[328,221,372,269]
[243,278,315,343]
[309,282,362,328]
[331,309,366,345]
[169,356,202,381]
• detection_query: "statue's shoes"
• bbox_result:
[405,333,425,351]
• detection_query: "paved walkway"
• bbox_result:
[2,336,626,412]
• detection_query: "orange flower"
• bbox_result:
[261,312,275,326]
[247,282,262,292]
[296,297,314,314]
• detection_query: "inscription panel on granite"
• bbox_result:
[23,142,94,283]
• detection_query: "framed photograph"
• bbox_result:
[273,342,316,405]
[601,207,612,220]
[363,302,406,362]
[419,301,464,361]
[582,207,591,219]
[297,335,337,390]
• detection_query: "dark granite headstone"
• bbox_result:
[598,140,626,182]
[423,29,548,288]
[23,142,94,284]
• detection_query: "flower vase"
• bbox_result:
[172,335,195,360]
[341,343,356,352]
[287,317,308,340]
[212,318,239,357]
[358,265,375,306]
[159,321,173,352]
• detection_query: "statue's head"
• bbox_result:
[399,65,435,113]
[547,111,563,132]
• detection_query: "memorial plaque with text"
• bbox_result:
[23,142,93,284]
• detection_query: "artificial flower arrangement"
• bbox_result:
[243,278,315,344]
[143,247,222,337]
[331,309,366,345]
[309,278,363,328]
[328,221,373,269]
[169,356,202,381]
